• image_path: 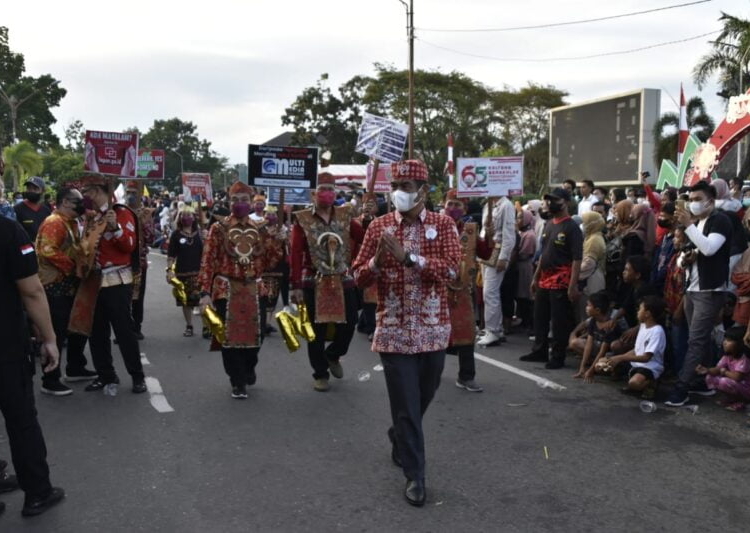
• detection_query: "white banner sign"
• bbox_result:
[456,156,524,198]
[355,112,409,163]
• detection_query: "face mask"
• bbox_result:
[316,190,335,208]
[72,201,86,216]
[689,201,708,216]
[548,201,564,214]
[24,191,41,203]
[82,197,94,211]
[391,190,420,213]
[181,216,195,227]
[254,204,265,214]
[539,209,552,220]
[266,214,278,225]
[232,202,250,218]
[656,218,672,229]
[445,207,463,221]
[743,198,750,208]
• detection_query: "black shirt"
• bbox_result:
[167,230,203,274]
[14,200,51,242]
[539,217,583,271]
[616,282,657,327]
[0,217,38,360]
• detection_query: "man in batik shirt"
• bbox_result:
[353,160,461,507]
[199,181,283,399]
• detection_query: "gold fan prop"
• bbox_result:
[275,303,317,353]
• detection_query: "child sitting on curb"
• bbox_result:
[574,291,624,382]
[697,326,750,411]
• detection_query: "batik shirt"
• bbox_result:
[35,211,80,286]
[353,208,461,354]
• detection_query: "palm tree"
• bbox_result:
[2,141,43,191]
[653,96,715,167]
[693,12,750,96]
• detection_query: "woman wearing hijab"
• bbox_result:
[578,211,607,320]
[514,210,537,333]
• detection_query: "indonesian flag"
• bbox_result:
[677,84,688,167]
[444,133,455,186]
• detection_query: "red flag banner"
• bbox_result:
[84,130,139,177]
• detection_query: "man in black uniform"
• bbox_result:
[14,176,51,241]
[0,215,65,516]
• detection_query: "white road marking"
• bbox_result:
[140,352,150,365]
[145,376,174,413]
[474,352,566,391]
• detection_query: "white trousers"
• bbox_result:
[482,264,506,335]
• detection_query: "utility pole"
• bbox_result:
[399,0,415,159]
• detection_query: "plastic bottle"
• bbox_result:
[357,371,371,382]
[639,401,657,413]
[103,383,118,396]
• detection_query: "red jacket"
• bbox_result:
[97,205,137,269]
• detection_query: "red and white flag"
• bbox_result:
[444,133,455,186]
[677,84,688,167]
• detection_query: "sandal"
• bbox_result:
[183,325,194,337]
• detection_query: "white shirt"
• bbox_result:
[683,217,727,292]
[630,323,667,379]
[577,194,595,216]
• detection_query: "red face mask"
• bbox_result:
[316,190,335,208]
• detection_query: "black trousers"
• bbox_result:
[446,345,476,381]
[0,358,52,500]
[45,293,90,383]
[357,301,376,335]
[214,299,264,387]
[381,351,445,482]
[530,287,574,362]
[132,267,147,333]
[303,287,358,379]
[89,283,144,383]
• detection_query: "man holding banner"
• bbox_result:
[290,172,365,392]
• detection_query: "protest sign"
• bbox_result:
[248,145,318,189]
[267,187,310,206]
[84,130,139,177]
[181,173,213,205]
[366,161,393,193]
[136,149,165,179]
[356,112,408,163]
[456,156,524,198]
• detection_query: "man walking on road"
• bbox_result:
[0,215,65,517]
[353,159,461,507]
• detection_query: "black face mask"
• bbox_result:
[539,209,552,220]
[656,219,672,229]
[23,191,41,203]
[548,201,564,214]
[71,200,85,216]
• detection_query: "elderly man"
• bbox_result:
[353,160,461,507]
[290,173,364,392]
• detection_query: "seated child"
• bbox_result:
[696,326,750,411]
[593,295,667,399]
[574,291,624,381]
[608,255,657,355]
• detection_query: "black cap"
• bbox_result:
[544,187,571,202]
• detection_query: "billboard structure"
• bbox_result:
[549,89,660,186]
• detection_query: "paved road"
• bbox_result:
[2,252,750,531]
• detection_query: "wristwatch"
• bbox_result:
[403,253,417,268]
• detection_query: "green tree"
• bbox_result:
[63,119,86,153]
[0,27,66,148]
[653,96,715,166]
[141,118,227,190]
[2,140,43,190]
[43,149,84,187]
[692,12,750,176]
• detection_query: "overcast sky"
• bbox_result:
[3,0,747,165]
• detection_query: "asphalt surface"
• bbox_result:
[2,251,750,531]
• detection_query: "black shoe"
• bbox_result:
[132,380,147,394]
[0,501,4,515]
[664,387,689,407]
[41,381,73,396]
[0,471,18,493]
[264,325,277,335]
[404,479,426,507]
[544,359,565,370]
[0,459,7,473]
[231,385,248,399]
[22,487,65,517]
[202,327,211,339]
[247,371,257,386]
[689,382,717,397]
[519,352,548,363]
[135,331,145,341]
[64,369,98,382]
[84,377,118,392]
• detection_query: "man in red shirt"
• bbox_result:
[290,172,364,392]
[353,160,461,507]
[80,178,146,394]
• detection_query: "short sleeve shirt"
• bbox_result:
[630,323,667,378]
[587,317,624,346]
[0,216,39,360]
[538,217,583,289]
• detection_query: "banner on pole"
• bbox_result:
[181,173,213,205]
[366,161,393,193]
[136,149,165,179]
[248,145,319,189]
[456,156,524,198]
[356,112,408,163]
[84,130,139,177]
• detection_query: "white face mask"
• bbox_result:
[391,190,420,213]
[689,200,708,216]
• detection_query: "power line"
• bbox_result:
[417,30,720,63]
[417,0,712,33]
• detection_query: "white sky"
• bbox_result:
[3,0,748,165]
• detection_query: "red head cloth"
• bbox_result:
[318,172,336,186]
[390,160,429,182]
[126,180,139,191]
[75,174,109,192]
[229,181,254,196]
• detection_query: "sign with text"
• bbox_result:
[136,149,165,179]
[267,187,311,206]
[366,161,393,193]
[248,145,319,189]
[181,173,213,205]
[356,112,408,163]
[456,156,524,198]
[84,130,139,177]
